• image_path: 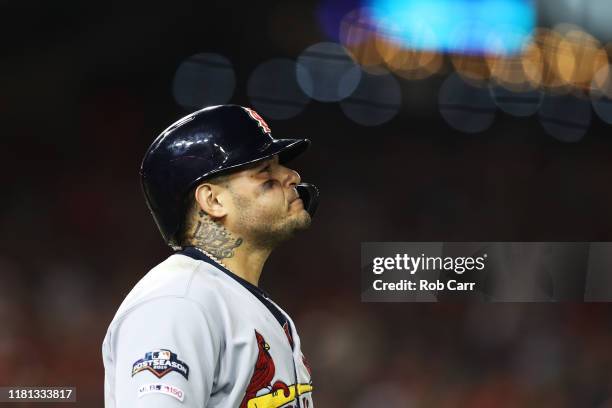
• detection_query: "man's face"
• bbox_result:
[223,155,311,247]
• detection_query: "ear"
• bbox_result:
[194,183,229,219]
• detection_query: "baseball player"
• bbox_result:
[102,105,319,408]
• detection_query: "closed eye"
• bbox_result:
[262,179,278,189]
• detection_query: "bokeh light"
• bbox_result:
[375,19,443,80]
[555,29,608,90]
[296,42,362,102]
[339,8,387,74]
[340,68,401,126]
[486,41,543,91]
[531,28,570,92]
[451,53,491,84]
[302,0,612,136]
[591,64,612,98]
[439,73,497,133]
[247,58,311,120]
[378,42,443,80]
[538,93,592,142]
[490,85,543,117]
[303,0,612,136]
[591,64,612,124]
[172,53,235,109]
[592,96,612,125]
[366,0,535,54]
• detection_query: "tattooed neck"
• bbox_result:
[186,210,243,259]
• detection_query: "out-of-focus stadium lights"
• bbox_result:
[592,97,612,125]
[555,29,608,91]
[591,64,612,125]
[247,58,311,120]
[339,8,386,74]
[606,43,612,59]
[539,94,592,142]
[439,73,496,133]
[339,7,443,80]
[340,68,401,126]
[365,0,536,55]
[592,64,612,98]
[450,54,491,84]
[377,36,443,80]
[539,0,612,43]
[486,42,543,92]
[490,85,543,117]
[322,1,610,99]
[531,28,570,91]
[296,42,362,102]
[172,1,612,138]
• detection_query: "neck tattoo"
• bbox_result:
[188,211,243,259]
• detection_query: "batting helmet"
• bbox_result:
[141,104,319,249]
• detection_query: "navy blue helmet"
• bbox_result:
[141,105,319,249]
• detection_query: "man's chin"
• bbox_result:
[293,210,312,231]
[254,214,310,248]
[276,211,311,241]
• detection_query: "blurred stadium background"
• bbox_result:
[2,0,612,406]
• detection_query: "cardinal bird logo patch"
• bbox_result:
[240,330,313,408]
[243,107,272,135]
[132,349,189,380]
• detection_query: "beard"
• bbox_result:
[251,209,311,249]
[232,193,311,249]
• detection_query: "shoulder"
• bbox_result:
[108,254,234,329]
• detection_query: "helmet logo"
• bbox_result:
[243,107,271,135]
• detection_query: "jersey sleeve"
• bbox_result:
[109,296,221,407]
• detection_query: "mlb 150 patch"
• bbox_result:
[132,349,190,380]
[138,383,185,402]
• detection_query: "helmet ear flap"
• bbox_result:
[296,183,319,218]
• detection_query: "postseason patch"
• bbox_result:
[132,349,189,380]
[137,383,185,402]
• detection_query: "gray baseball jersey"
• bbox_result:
[102,247,314,408]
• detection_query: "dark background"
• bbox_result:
[1,0,612,406]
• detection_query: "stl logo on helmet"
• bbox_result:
[243,107,271,135]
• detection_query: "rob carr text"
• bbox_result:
[372,279,476,291]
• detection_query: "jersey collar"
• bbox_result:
[177,246,272,299]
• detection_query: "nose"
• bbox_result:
[281,166,301,188]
